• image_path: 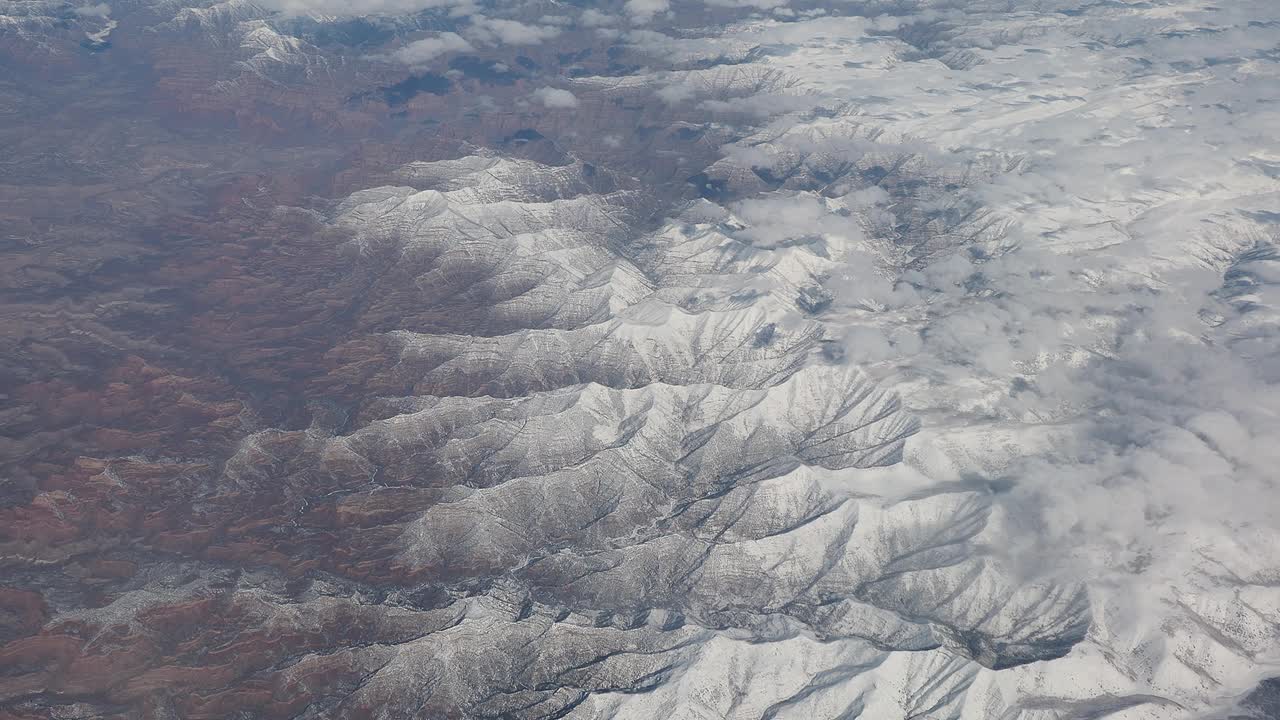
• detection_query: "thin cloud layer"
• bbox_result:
[387,32,472,65]
[624,0,669,24]
[463,16,559,45]
[256,0,469,16]
[530,87,579,108]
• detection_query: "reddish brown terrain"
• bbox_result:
[0,3,740,716]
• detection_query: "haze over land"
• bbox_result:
[1,0,1279,718]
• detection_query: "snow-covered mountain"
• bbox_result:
[2,1,1278,718]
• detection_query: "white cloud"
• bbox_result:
[624,0,669,24]
[704,0,789,8]
[700,92,816,118]
[464,17,560,46]
[579,9,617,27]
[531,87,579,109]
[655,82,696,105]
[73,3,111,17]
[386,32,472,66]
[730,192,859,247]
[256,0,471,16]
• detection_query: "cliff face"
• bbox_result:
[4,2,1280,719]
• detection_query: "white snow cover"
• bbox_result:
[561,1,1280,717]
[209,0,1280,716]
